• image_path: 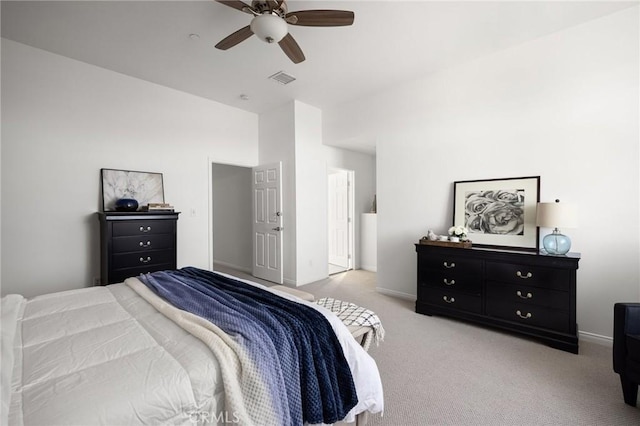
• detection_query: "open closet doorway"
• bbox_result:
[327,168,354,275]
[210,162,253,274]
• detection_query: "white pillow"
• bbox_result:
[1,294,25,425]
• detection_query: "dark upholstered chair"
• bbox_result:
[613,303,640,407]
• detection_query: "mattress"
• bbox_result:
[1,273,383,425]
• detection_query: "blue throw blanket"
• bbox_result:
[138,267,358,425]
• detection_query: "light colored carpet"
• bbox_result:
[215,266,640,425]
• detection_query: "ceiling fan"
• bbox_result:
[214,0,355,64]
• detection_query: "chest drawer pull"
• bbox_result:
[139,256,152,263]
[516,290,533,299]
[516,310,532,319]
[443,262,456,269]
[516,271,532,279]
[443,278,456,286]
[443,296,455,303]
[139,226,152,233]
[139,241,152,248]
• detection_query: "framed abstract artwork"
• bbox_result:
[101,168,165,211]
[453,176,540,251]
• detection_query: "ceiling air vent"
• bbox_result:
[269,71,296,85]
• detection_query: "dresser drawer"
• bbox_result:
[486,261,570,290]
[110,263,174,284]
[113,234,174,253]
[419,287,482,314]
[419,252,482,274]
[486,281,569,310]
[112,220,175,237]
[419,270,481,295]
[486,299,571,332]
[112,249,175,269]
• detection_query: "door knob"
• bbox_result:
[272,226,283,231]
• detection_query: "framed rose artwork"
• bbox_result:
[453,176,540,251]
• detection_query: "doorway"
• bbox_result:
[327,168,354,275]
[210,163,253,274]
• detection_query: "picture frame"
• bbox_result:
[453,176,540,251]
[101,168,165,212]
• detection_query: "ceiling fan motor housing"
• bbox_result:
[251,1,287,17]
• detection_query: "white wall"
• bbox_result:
[1,39,259,298]
[294,102,328,284]
[259,101,376,286]
[323,7,639,338]
[258,102,297,285]
[212,163,252,273]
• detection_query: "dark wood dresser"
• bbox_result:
[98,212,180,284]
[415,243,580,353]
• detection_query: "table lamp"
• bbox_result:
[536,199,577,255]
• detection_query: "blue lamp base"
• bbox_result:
[542,228,571,255]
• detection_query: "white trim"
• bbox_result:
[376,287,416,301]
[327,167,355,271]
[284,278,298,287]
[207,156,214,271]
[579,330,613,347]
[212,260,252,275]
[360,264,377,272]
[208,158,258,274]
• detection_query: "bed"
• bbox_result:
[1,268,383,425]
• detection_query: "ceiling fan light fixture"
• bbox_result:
[250,13,288,44]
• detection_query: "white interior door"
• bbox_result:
[328,170,350,269]
[252,162,283,284]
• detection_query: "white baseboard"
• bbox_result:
[212,260,251,275]
[579,330,613,347]
[284,278,297,287]
[360,264,377,272]
[376,287,415,301]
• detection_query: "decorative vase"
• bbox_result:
[115,198,139,212]
[449,236,460,243]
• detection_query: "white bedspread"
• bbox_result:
[5,284,224,426]
[2,273,383,425]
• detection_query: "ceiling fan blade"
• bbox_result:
[285,10,354,27]
[215,25,254,50]
[278,33,305,64]
[215,0,254,14]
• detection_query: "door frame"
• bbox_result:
[207,157,255,271]
[327,167,355,271]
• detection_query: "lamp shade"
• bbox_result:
[250,14,288,44]
[536,200,578,229]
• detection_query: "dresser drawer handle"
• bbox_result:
[443,262,456,269]
[516,290,533,299]
[139,226,152,233]
[516,310,532,319]
[139,256,152,264]
[443,278,456,286]
[443,296,455,303]
[516,271,532,279]
[139,241,152,248]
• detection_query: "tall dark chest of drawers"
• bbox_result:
[98,212,180,284]
[415,244,580,353]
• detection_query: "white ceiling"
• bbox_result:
[2,1,636,149]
